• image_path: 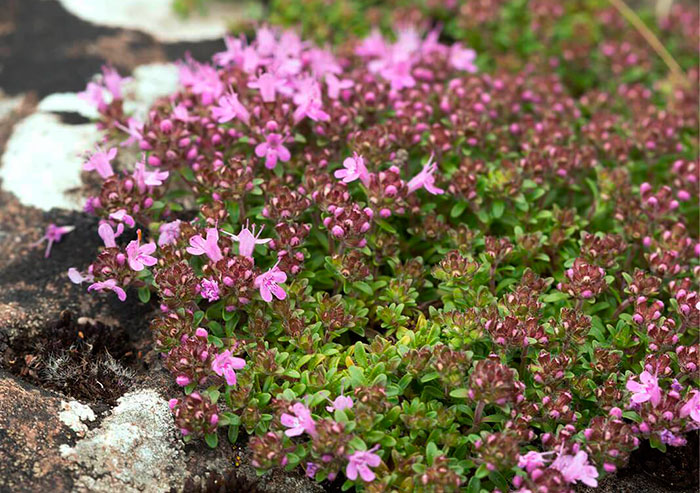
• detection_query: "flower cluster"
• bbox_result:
[70,3,698,490]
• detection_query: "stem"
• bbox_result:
[608,0,690,87]
[473,401,485,428]
[613,297,632,319]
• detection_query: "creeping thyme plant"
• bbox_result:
[70,1,699,491]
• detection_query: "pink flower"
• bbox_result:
[115,118,144,147]
[133,160,169,192]
[355,29,388,58]
[199,278,220,302]
[280,402,316,437]
[109,209,136,228]
[158,220,181,247]
[346,446,381,482]
[293,78,330,123]
[83,147,117,179]
[626,371,662,407]
[254,263,287,302]
[213,35,245,67]
[334,152,370,186]
[87,279,127,302]
[67,267,94,285]
[188,63,224,105]
[407,154,444,195]
[255,133,291,170]
[380,59,416,91]
[34,223,74,258]
[186,228,223,262]
[125,235,157,271]
[449,43,478,73]
[247,72,287,102]
[680,390,700,424]
[78,82,106,110]
[325,73,354,100]
[326,395,353,413]
[551,450,599,487]
[98,222,124,248]
[101,65,130,100]
[211,88,250,125]
[223,221,271,258]
[517,451,553,473]
[211,350,246,386]
[172,103,191,123]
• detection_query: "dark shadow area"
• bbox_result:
[0,0,225,98]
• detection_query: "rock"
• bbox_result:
[0,369,76,492]
[0,112,101,210]
[60,389,190,493]
[58,400,96,436]
[57,0,250,43]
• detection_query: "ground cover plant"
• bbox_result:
[65,1,698,491]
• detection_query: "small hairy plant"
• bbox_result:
[70,2,698,491]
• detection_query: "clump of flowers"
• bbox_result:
[71,5,698,491]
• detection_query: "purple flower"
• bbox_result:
[211,88,250,125]
[626,371,662,407]
[680,390,700,424]
[211,349,246,386]
[87,279,127,302]
[551,450,598,487]
[34,223,74,258]
[449,43,477,73]
[186,228,223,262]
[659,429,687,447]
[280,402,316,437]
[125,235,157,271]
[158,220,182,247]
[223,221,271,258]
[109,209,136,228]
[98,222,124,248]
[199,278,220,302]
[346,445,381,482]
[68,267,94,285]
[334,152,370,186]
[406,154,444,195]
[255,133,291,170]
[83,147,117,179]
[326,395,354,413]
[254,263,287,302]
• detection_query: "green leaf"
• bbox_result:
[205,432,219,448]
[227,424,239,444]
[354,343,368,367]
[449,388,470,399]
[137,286,151,303]
[451,201,468,218]
[492,200,505,219]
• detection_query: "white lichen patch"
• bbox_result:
[59,400,96,436]
[1,63,180,211]
[58,0,246,42]
[60,389,188,493]
[0,112,101,211]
